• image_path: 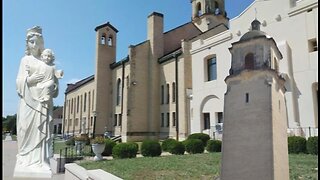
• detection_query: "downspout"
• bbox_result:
[174,51,182,141]
[121,60,125,129]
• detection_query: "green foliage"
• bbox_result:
[306,136,318,155]
[168,141,185,155]
[206,140,222,152]
[184,139,204,154]
[187,133,210,146]
[162,139,177,152]
[2,114,17,134]
[112,142,138,159]
[288,136,307,154]
[65,137,75,146]
[141,140,162,157]
[102,139,116,156]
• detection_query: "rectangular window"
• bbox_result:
[90,117,93,126]
[203,113,210,130]
[308,39,318,52]
[84,93,87,112]
[167,84,170,104]
[172,112,176,127]
[217,112,223,123]
[69,119,72,126]
[75,118,79,126]
[161,85,164,104]
[207,57,217,81]
[92,90,95,110]
[172,82,176,103]
[161,113,164,127]
[246,93,249,103]
[119,115,122,126]
[166,112,170,127]
[77,96,79,113]
[114,114,117,126]
[71,99,73,114]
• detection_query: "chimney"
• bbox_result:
[147,12,164,57]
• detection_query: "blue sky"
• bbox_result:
[3,0,254,117]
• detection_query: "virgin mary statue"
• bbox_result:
[14,26,59,178]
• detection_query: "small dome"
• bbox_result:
[239,30,267,41]
[239,19,267,42]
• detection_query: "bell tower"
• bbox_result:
[220,20,289,180]
[94,22,118,136]
[191,0,228,32]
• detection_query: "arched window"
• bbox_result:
[101,34,106,45]
[214,1,220,15]
[84,93,87,112]
[197,2,202,17]
[77,96,79,113]
[207,55,217,81]
[108,36,113,46]
[116,79,121,106]
[245,53,254,69]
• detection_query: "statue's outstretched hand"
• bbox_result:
[27,73,44,85]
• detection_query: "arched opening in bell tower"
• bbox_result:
[196,2,202,17]
[245,53,254,70]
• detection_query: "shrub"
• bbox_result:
[188,133,210,146]
[112,142,138,159]
[288,136,307,154]
[206,140,222,152]
[102,139,117,156]
[65,137,75,146]
[169,141,185,155]
[184,139,204,154]
[141,140,162,157]
[162,139,177,152]
[307,136,318,155]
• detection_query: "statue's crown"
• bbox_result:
[27,26,42,36]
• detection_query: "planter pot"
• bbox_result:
[92,143,105,161]
[75,141,85,155]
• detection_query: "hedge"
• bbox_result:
[169,141,185,155]
[141,140,162,157]
[307,136,318,155]
[288,136,307,154]
[112,142,139,159]
[206,140,222,152]
[162,139,177,152]
[187,133,210,146]
[184,139,204,154]
[102,139,116,156]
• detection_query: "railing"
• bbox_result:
[58,144,94,173]
[287,127,318,139]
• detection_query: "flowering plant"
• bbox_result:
[74,135,88,142]
[91,136,106,144]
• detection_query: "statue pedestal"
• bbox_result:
[13,163,52,179]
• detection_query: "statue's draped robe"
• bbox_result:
[16,55,58,168]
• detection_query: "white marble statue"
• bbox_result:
[14,26,62,178]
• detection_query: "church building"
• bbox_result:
[62,0,318,142]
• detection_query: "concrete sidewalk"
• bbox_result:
[2,139,65,180]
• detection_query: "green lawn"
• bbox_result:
[78,153,318,180]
